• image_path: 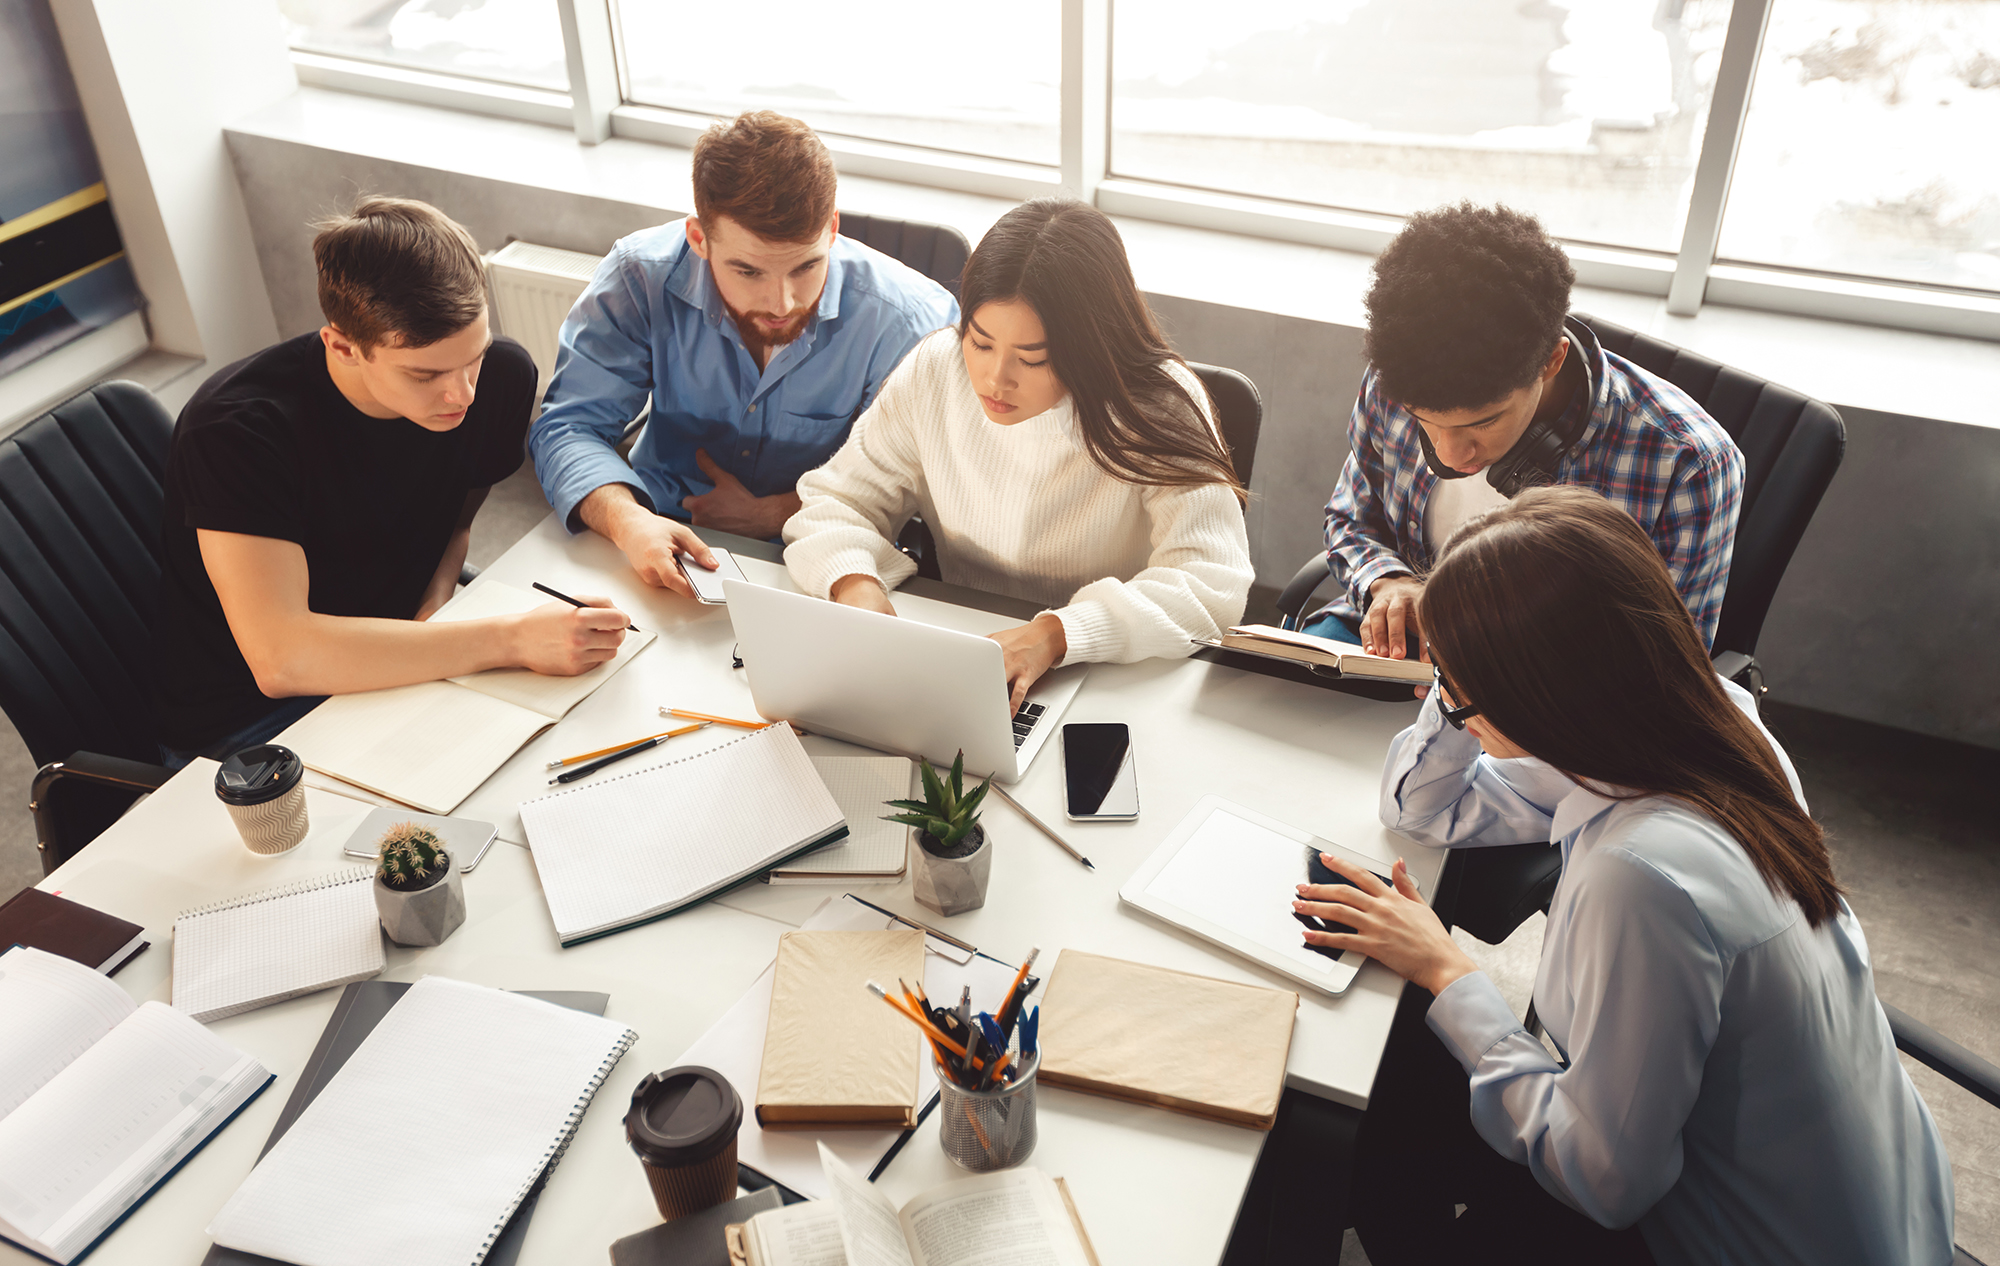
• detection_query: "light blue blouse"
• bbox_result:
[1380,681,1955,1265]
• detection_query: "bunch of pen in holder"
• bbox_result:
[867,947,1044,1171]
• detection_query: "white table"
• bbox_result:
[10,512,1441,1266]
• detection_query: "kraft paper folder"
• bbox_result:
[755,929,926,1128]
[1036,949,1298,1130]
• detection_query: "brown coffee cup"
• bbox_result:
[625,1065,742,1221]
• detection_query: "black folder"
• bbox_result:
[202,981,611,1266]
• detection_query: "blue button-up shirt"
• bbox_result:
[1380,684,1955,1265]
[529,220,958,531]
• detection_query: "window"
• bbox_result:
[612,0,1061,167]
[281,0,569,92]
[1109,0,1736,253]
[1717,0,2000,292]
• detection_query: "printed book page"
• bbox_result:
[898,1168,1092,1266]
[743,1200,849,1266]
[432,580,657,719]
[275,681,551,814]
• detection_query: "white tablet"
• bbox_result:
[1119,795,1404,997]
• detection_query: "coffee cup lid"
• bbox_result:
[214,744,305,806]
[625,1065,742,1166]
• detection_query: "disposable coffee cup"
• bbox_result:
[625,1065,742,1222]
[214,744,310,855]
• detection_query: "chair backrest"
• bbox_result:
[1579,314,1845,659]
[0,380,173,766]
[1187,362,1263,488]
[839,212,972,298]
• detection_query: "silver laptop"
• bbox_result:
[724,579,1086,783]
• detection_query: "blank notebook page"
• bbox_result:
[777,757,912,877]
[172,869,385,1024]
[519,724,843,941]
[433,581,657,719]
[208,976,637,1266]
[275,682,549,814]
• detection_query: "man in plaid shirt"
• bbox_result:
[1309,204,1743,655]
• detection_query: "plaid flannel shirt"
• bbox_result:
[1321,319,1745,648]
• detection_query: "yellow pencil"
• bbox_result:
[659,706,765,730]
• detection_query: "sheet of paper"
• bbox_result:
[820,1143,917,1266]
[672,896,1028,1201]
[432,580,657,719]
[0,946,135,1122]
[276,681,550,815]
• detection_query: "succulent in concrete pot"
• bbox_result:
[885,752,992,916]
[372,821,466,946]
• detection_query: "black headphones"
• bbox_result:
[1416,316,1599,499]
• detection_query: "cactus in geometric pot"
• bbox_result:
[372,820,466,946]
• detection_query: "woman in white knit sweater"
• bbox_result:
[782,199,1255,707]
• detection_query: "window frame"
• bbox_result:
[285,0,2000,342]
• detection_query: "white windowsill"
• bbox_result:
[227,87,2000,431]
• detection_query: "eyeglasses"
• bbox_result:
[1432,666,1480,731]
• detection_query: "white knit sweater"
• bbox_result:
[783,329,1254,666]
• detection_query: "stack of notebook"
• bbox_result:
[208,976,637,1266]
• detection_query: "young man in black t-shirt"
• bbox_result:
[156,196,631,761]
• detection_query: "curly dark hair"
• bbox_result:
[1362,203,1575,411]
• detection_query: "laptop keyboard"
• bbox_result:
[1011,702,1047,749]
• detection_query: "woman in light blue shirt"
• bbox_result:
[1296,486,1954,1266]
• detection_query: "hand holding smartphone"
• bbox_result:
[678,548,749,604]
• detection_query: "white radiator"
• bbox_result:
[483,241,605,399]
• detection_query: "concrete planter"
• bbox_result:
[911,825,990,917]
[374,853,466,947]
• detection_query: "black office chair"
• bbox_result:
[0,381,178,875]
[1274,314,1846,945]
[893,360,1263,581]
[839,211,971,297]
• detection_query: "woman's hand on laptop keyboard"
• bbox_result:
[991,614,1068,711]
[830,573,898,616]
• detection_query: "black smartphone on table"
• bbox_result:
[1061,722,1138,821]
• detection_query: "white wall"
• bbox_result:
[48,0,296,367]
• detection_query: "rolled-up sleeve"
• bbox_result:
[1428,847,1723,1228]
[529,245,660,532]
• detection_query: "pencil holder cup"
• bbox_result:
[214,744,309,856]
[936,1050,1038,1172]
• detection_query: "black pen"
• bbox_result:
[548,723,708,785]
[532,580,639,632]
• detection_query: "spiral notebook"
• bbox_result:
[209,976,638,1266]
[171,869,386,1024]
[518,723,848,946]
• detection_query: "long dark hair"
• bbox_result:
[1423,487,1842,926]
[957,199,1244,498]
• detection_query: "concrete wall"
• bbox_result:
[222,122,2000,752]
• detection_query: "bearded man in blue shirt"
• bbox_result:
[530,111,959,594]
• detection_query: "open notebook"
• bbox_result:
[0,947,272,1265]
[274,580,657,814]
[518,724,847,946]
[171,868,386,1023]
[208,976,636,1266]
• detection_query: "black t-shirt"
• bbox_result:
[155,332,536,750]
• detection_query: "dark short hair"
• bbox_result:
[312,196,485,354]
[691,111,837,245]
[1362,202,1575,411]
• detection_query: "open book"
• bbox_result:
[0,947,272,1265]
[733,1143,1098,1266]
[274,580,656,814]
[1206,624,1432,683]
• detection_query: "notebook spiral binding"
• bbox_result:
[475,1024,640,1263]
[518,722,778,806]
[175,866,375,921]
